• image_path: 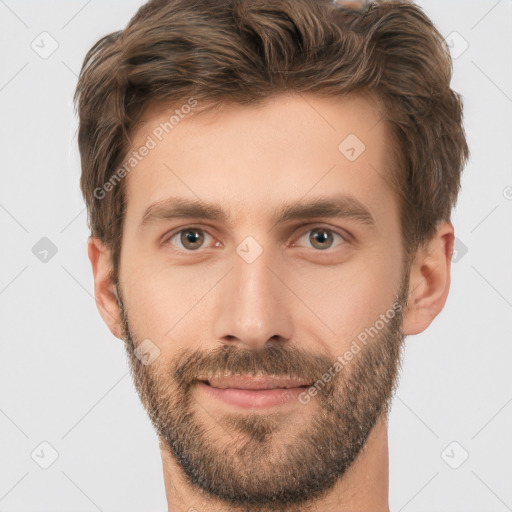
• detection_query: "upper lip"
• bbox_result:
[199,375,312,390]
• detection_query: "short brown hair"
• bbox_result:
[74,0,469,281]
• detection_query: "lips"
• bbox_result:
[199,375,312,390]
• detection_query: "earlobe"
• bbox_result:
[402,222,454,336]
[88,236,123,339]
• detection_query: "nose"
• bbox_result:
[212,245,294,351]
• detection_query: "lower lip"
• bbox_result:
[196,381,309,409]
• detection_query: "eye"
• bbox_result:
[163,227,220,251]
[293,226,347,251]
[162,225,348,253]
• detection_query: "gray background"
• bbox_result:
[1,0,511,510]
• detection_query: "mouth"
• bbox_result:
[195,375,313,409]
[198,374,313,390]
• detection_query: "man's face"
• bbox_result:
[116,92,409,508]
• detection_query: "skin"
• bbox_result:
[88,92,454,512]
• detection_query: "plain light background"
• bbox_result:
[0,0,511,510]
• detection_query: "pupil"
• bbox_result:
[311,229,332,249]
[182,229,203,249]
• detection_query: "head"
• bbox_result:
[75,0,468,509]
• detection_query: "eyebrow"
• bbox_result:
[139,194,376,229]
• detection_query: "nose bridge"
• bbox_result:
[212,242,293,349]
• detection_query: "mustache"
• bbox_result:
[172,343,337,391]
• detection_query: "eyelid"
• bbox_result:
[291,224,350,249]
[161,224,219,249]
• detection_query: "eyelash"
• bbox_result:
[162,225,349,253]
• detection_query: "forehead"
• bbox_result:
[123,91,399,231]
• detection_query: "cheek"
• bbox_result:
[293,249,402,343]
[120,258,224,341]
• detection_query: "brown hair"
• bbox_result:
[74,0,469,282]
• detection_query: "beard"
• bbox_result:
[116,269,409,512]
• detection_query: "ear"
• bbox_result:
[88,236,123,339]
[402,221,454,335]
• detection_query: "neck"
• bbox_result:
[161,414,390,512]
